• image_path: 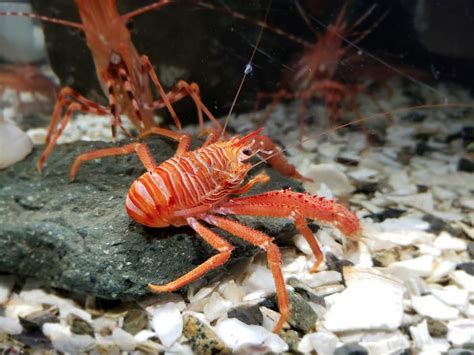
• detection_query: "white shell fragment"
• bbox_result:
[203,292,232,322]
[388,255,435,277]
[433,232,467,251]
[411,295,459,320]
[450,270,474,293]
[303,163,354,195]
[429,285,469,308]
[0,316,22,335]
[359,331,411,355]
[19,289,91,322]
[150,302,183,347]
[322,267,405,332]
[215,318,288,353]
[0,119,33,169]
[298,331,338,355]
[410,319,450,354]
[42,323,95,354]
[242,264,276,294]
[447,319,474,346]
[111,328,136,352]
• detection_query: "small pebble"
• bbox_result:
[19,307,59,331]
[228,304,263,326]
[182,314,226,355]
[123,308,148,335]
[334,343,369,355]
[279,329,300,353]
[427,318,449,337]
[287,292,317,333]
[456,262,474,276]
[69,315,94,337]
[457,158,474,172]
[468,242,474,259]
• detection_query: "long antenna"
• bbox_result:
[0,10,83,30]
[220,0,273,137]
[121,0,172,21]
[197,1,312,47]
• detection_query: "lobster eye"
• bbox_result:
[242,148,252,156]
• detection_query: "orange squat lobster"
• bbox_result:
[70,128,361,333]
[1,0,220,173]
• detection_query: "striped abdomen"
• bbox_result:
[125,142,246,228]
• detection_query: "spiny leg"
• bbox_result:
[293,210,324,272]
[46,86,108,144]
[148,217,233,293]
[39,101,108,174]
[232,173,270,195]
[215,199,325,270]
[70,142,156,180]
[139,126,191,156]
[202,214,289,333]
[220,190,361,238]
[140,55,183,131]
[147,79,222,134]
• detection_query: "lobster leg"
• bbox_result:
[69,142,156,180]
[139,126,191,156]
[221,190,361,238]
[45,86,108,145]
[140,55,183,131]
[148,79,222,133]
[148,217,233,293]
[38,100,109,174]
[202,214,289,333]
[214,189,361,266]
[232,173,270,195]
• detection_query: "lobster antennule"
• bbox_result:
[233,127,264,147]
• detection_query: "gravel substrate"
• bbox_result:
[0,78,473,354]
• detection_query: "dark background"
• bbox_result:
[26,0,474,123]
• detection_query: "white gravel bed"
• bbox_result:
[1,78,473,354]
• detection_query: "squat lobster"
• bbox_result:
[70,128,361,333]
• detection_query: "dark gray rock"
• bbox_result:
[287,292,317,333]
[19,308,59,332]
[287,277,325,307]
[468,242,474,260]
[227,304,263,326]
[0,137,301,299]
[457,262,474,276]
[334,343,369,355]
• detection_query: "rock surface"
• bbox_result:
[0,137,301,299]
